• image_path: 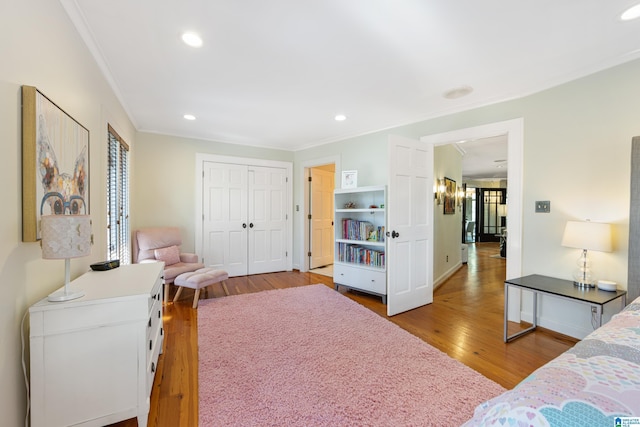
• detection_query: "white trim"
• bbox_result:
[421,118,524,322]
[299,155,341,272]
[195,153,293,272]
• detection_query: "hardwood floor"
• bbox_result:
[112,242,577,426]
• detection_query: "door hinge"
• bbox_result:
[308,214,312,220]
[286,251,288,257]
[308,251,312,257]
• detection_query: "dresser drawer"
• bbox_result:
[334,263,386,295]
[148,276,163,312]
[146,321,162,394]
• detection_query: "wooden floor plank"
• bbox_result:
[110,242,577,426]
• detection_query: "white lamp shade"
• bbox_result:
[41,215,92,259]
[497,204,507,217]
[561,221,612,252]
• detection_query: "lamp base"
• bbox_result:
[48,288,85,302]
[573,280,596,289]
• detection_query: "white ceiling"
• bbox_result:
[456,136,508,180]
[62,0,640,178]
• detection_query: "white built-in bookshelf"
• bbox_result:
[333,185,387,303]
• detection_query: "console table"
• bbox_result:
[504,274,627,342]
[29,263,164,427]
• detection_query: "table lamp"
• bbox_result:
[561,220,612,288]
[41,215,92,302]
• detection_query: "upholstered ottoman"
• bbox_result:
[173,268,229,308]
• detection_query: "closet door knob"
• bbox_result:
[242,223,247,228]
[249,223,254,228]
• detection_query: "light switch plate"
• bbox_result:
[535,201,550,213]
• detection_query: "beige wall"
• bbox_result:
[433,145,464,284]
[131,133,292,252]
[1,1,136,424]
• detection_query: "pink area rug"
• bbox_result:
[198,284,505,426]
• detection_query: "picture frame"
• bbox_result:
[443,177,456,215]
[22,86,90,242]
[341,170,358,189]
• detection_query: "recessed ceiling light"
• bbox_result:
[184,114,196,120]
[621,4,640,20]
[443,85,474,100]
[334,114,347,121]
[182,32,203,47]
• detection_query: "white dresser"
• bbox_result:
[29,262,164,427]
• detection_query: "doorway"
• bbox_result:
[476,188,507,243]
[421,118,523,322]
[300,155,341,273]
[308,164,335,273]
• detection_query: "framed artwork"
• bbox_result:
[22,86,90,242]
[341,170,358,189]
[443,177,456,215]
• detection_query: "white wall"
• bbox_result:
[0,1,136,424]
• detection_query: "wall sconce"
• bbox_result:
[435,178,445,205]
[457,188,465,208]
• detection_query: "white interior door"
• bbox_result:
[248,166,288,275]
[387,135,433,316]
[202,162,248,276]
[309,167,334,269]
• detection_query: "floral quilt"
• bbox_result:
[463,297,640,427]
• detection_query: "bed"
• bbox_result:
[464,296,640,426]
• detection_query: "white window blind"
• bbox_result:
[107,124,130,263]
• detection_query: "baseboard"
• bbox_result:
[434,262,463,290]
[520,310,590,340]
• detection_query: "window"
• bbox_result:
[107,124,130,263]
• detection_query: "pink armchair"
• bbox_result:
[132,227,204,302]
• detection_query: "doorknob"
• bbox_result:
[392,230,399,238]
[242,223,247,228]
[249,223,254,228]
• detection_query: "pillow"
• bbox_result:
[154,245,181,266]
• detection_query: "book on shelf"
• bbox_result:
[337,243,385,268]
[341,219,385,242]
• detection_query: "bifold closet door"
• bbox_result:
[202,162,248,277]
[202,162,287,277]
[247,166,287,275]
